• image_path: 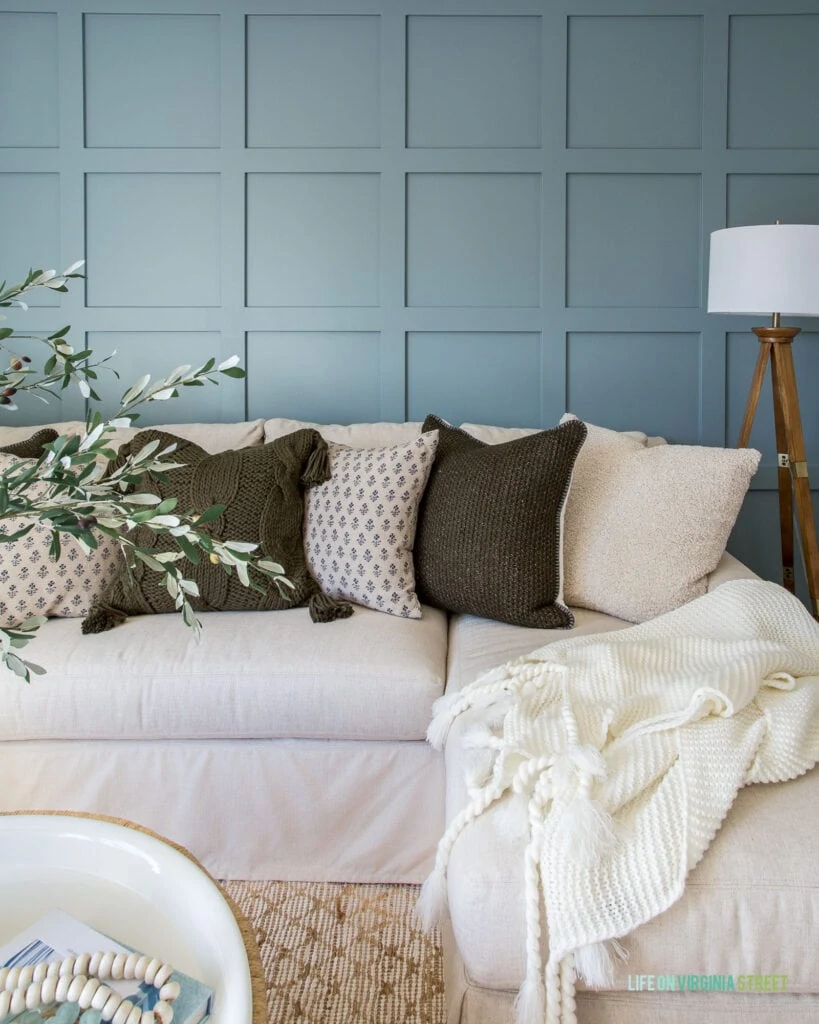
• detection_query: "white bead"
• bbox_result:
[18,965,33,989]
[126,1005,143,1024]
[99,952,115,979]
[79,976,101,1008]
[158,981,180,1002]
[55,975,71,1002]
[89,952,104,977]
[102,991,122,1021]
[59,956,76,977]
[0,990,10,1017]
[67,974,86,1002]
[134,956,149,981]
[153,998,174,1024]
[143,958,161,986]
[4,967,20,991]
[153,963,173,989]
[113,999,135,1024]
[47,961,61,979]
[75,953,91,976]
[140,1012,156,1024]
[25,982,40,1010]
[0,968,7,989]
[10,989,25,1014]
[123,953,139,980]
[33,962,48,983]
[111,953,127,980]
[92,984,113,1010]
[41,975,57,1004]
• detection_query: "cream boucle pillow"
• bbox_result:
[0,454,121,627]
[304,431,438,618]
[562,420,761,622]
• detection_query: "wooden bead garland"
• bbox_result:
[0,951,179,1023]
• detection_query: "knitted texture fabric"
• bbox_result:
[0,428,58,458]
[413,416,587,628]
[418,580,819,1024]
[82,427,352,631]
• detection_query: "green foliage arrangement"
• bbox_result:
[0,262,293,681]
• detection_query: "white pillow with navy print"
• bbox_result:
[304,431,439,618]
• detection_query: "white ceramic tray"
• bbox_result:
[0,814,253,1023]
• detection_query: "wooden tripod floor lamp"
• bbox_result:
[708,223,819,620]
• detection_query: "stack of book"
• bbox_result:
[0,910,213,1023]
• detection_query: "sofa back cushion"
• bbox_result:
[0,420,265,453]
[265,417,423,449]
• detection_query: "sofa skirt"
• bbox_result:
[1,736,443,883]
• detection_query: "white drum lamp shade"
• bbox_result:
[707,224,819,318]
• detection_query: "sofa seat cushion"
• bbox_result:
[0,604,447,743]
[446,726,819,994]
[443,555,819,996]
[446,606,634,697]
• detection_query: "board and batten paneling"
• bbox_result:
[0,0,817,597]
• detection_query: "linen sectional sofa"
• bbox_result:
[0,415,815,1024]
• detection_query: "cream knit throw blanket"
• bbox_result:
[417,580,819,1024]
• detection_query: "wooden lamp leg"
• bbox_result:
[769,349,796,593]
[769,336,819,619]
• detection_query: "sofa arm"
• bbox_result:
[707,551,761,592]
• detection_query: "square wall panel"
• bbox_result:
[84,14,220,148]
[727,331,819,462]
[0,13,58,148]
[247,15,380,148]
[87,333,229,425]
[406,16,541,148]
[0,174,60,308]
[85,174,220,307]
[247,332,381,423]
[729,15,819,149]
[730,493,818,599]
[567,16,702,149]
[566,174,701,308]
[567,332,701,443]
[727,175,819,228]
[406,174,541,308]
[246,174,379,307]
[407,332,541,427]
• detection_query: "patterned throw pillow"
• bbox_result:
[304,431,439,618]
[0,452,121,627]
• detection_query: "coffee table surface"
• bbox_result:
[0,813,254,1024]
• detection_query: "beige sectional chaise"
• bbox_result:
[0,417,814,1024]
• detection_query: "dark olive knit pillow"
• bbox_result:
[82,427,352,633]
[0,428,59,458]
[414,415,587,628]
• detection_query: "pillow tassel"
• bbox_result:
[308,591,354,623]
[301,442,331,487]
[81,602,128,634]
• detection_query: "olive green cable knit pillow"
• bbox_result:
[414,415,588,629]
[82,427,352,633]
[0,428,59,458]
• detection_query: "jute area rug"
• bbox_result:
[221,881,445,1024]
